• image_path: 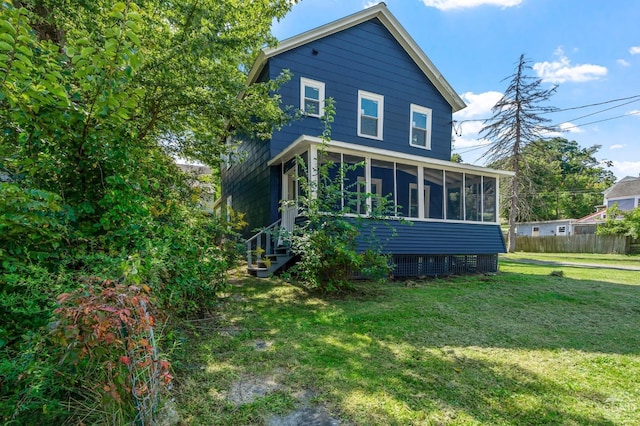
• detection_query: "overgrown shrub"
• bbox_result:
[284,100,394,292]
[597,205,640,239]
[288,215,393,291]
[0,209,243,424]
[50,277,171,425]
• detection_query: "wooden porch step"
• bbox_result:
[248,267,272,278]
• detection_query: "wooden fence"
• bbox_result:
[515,235,631,254]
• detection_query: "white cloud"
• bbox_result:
[455,91,502,120]
[629,46,640,55]
[559,122,584,133]
[420,0,522,10]
[610,144,625,150]
[533,48,607,83]
[453,91,503,135]
[627,110,640,116]
[362,1,378,8]
[611,161,640,180]
[450,91,504,162]
[617,59,630,67]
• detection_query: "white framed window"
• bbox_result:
[557,225,567,236]
[300,77,324,117]
[358,90,384,140]
[409,104,432,149]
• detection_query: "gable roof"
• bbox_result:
[575,208,607,224]
[247,2,466,113]
[604,176,640,199]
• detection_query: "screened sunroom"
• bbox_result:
[263,135,513,277]
[270,135,505,224]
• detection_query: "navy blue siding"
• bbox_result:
[354,219,507,254]
[269,18,453,160]
[221,135,274,238]
[222,64,284,236]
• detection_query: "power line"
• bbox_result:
[453,93,640,125]
[556,110,640,131]
[453,143,492,155]
[454,112,639,154]
[551,98,640,128]
[547,93,640,113]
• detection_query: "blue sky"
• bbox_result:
[272,0,640,181]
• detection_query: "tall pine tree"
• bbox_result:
[480,54,558,252]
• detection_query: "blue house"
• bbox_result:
[221,3,512,277]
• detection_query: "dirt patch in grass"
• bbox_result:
[227,374,283,406]
[227,372,342,425]
[267,406,341,426]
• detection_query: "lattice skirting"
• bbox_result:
[391,254,498,277]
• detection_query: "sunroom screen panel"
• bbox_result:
[343,154,366,214]
[446,171,463,220]
[318,151,342,212]
[371,159,395,215]
[483,177,497,222]
[396,163,418,217]
[465,174,482,222]
[424,168,444,219]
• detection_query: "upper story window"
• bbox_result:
[300,77,324,117]
[358,90,384,140]
[410,104,432,149]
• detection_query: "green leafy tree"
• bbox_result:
[524,138,615,220]
[480,54,558,252]
[491,138,616,221]
[2,0,294,230]
[597,206,640,239]
[1,0,296,423]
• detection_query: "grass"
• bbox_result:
[171,259,640,425]
[502,252,640,268]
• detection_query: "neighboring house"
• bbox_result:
[573,208,608,235]
[221,3,513,277]
[603,175,640,211]
[516,176,640,237]
[569,176,640,235]
[516,219,574,237]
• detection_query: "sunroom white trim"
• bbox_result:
[267,135,514,178]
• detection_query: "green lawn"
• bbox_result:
[502,252,640,268]
[172,260,640,425]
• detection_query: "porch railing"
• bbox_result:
[246,219,281,268]
[246,205,298,268]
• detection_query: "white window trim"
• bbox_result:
[300,77,325,118]
[409,104,432,150]
[357,90,384,141]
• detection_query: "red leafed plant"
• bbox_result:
[51,276,172,424]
